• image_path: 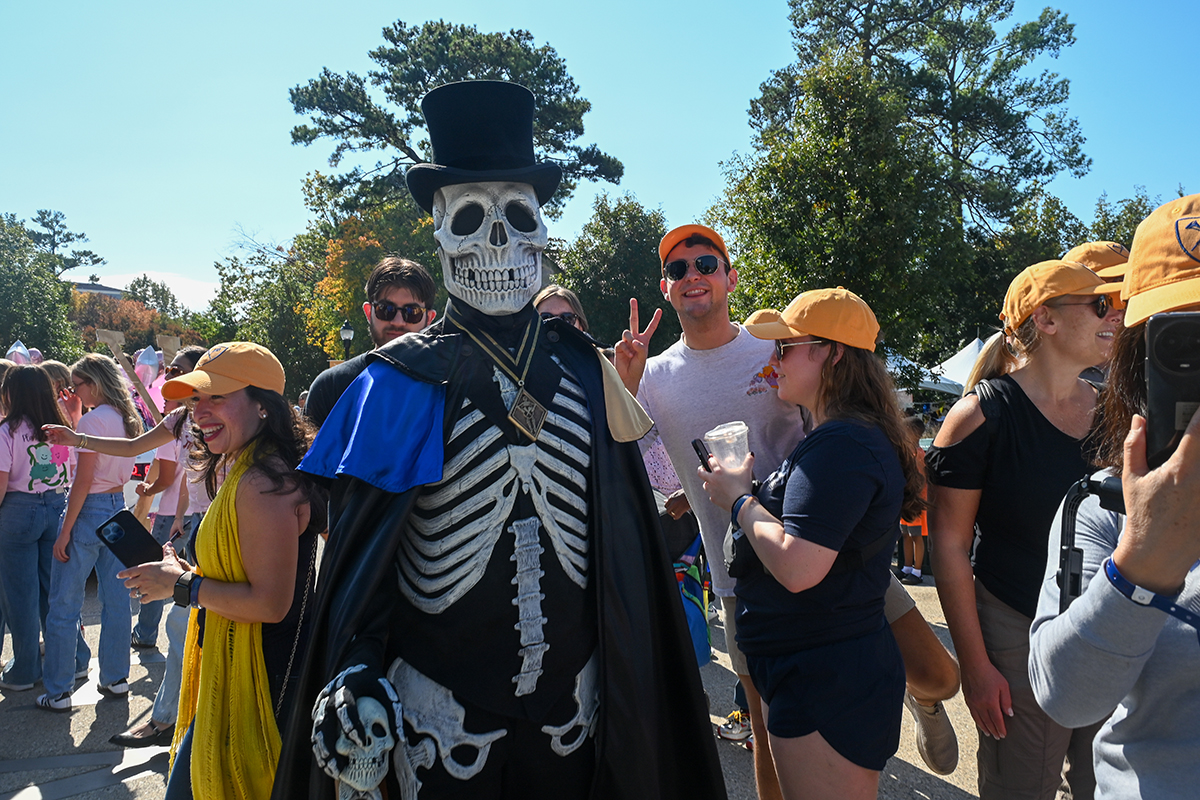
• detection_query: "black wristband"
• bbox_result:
[174,571,196,608]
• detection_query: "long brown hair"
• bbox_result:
[169,346,207,440]
[70,353,142,438]
[815,343,926,520]
[1,365,68,440]
[191,387,326,534]
[1096,322,1146,470]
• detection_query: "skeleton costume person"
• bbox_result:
[272,81,725,800]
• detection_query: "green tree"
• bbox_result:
[28,209,106,276]
[557,193,677,353]
[0,214,86,362]
[125,274,184,319]
[711,56,962,366]
[289,20,622,219]
[1086,187,1159,249]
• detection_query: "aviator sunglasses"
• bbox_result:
[1047,294,1110,319]
[774,339,827,361]
[372,301,429,324]
[540,311,580,327]
[663,254,725,282]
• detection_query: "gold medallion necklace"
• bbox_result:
[448,308,548,440]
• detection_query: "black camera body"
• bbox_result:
[1146,312,1200,468]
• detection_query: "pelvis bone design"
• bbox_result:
[387,658,507,800]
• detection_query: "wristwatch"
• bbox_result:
[174,571,200,608]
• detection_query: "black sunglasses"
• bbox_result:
[1048,294,1110,319]
[372,301,429,324]
[164,364,186,378]
[663,254,724,282]
[540,311,579,327]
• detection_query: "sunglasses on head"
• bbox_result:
[1048,294,1110,318]
[774,339,827,361]
[663,254,724,282]
[540,311,579,327]
[372,301,429,324]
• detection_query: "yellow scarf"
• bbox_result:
[171,446,280,799]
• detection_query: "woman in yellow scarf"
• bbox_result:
[115,342,325,800]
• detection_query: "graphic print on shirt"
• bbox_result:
[27,442,68,490]
[746,363,779,395]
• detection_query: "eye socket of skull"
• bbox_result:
[451,203,486,236]
[505,202,538,233]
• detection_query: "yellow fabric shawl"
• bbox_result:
[171,446,280,799]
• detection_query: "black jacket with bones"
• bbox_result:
[272,302,726,800]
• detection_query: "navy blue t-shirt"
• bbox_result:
[735,419,904,656]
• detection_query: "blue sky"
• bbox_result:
[1,0,1193,311]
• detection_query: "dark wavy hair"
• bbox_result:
[814,342,927,521]
[2,365,68,440]
[169,346,207,440]
[191,387,327,534]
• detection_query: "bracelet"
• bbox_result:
[189,574,204,608]
[1103,557,1200,630]
[731,494,755,528]
[77,433,89,449]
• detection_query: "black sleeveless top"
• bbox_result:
[925,375,1098,619]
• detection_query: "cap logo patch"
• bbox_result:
[1108,242,1130,257]
[1178,218,1200,264]
[201,345,230,365]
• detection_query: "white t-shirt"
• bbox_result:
[0,420,72,494]
[77,405,137,493]
[638,325,809,596]
[154,419,211,517]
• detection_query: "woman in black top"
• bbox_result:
[701,288,924,800]
[925,259,1122,800]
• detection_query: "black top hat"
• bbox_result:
[405,81,563,214]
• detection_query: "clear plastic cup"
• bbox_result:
[703,421,750,470]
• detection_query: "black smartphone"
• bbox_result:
[1145,312,1200,468]
[95,509,164,568]
[692,438,713,472]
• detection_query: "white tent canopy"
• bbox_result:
[934,338,986,392]
[886,354,963,396]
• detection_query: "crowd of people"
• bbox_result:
[1,82,1197,800]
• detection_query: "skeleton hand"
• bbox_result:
[312,665,403,794]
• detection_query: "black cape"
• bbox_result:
[272,309,727,800]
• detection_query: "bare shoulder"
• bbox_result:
[933,394,986,447]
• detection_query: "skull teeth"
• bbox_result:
[452,259,538,293]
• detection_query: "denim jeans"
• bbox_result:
[0,491,66,685]
[132,513,175,645]
[150,513,202,723]
[43,492,131,696]
[164,721,194,800]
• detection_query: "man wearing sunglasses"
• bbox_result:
[619,224,963,796]
[305,257,437,427]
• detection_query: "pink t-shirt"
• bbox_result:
[77,405,137,493]
[0,420,72,494]
[153,422,211,517]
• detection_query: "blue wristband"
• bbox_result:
[1103,557,1199,629]
[731,494,754,528]
[189,574,204,608]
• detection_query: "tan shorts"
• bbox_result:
[721,575,914,677]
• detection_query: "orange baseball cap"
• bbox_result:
[1000,260,1114,335]
[1122,193,1200,325]
[658,224,730,266]
[162,342,285,400]
[1063,241,1130,279]
[744,287,879,352]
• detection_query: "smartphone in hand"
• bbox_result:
[1146,312,1200,468]
[692,438,714,472]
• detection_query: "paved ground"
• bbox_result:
[1,573,980,799]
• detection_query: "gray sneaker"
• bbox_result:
[904,690,959,775]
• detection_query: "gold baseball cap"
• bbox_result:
[1000,260,1114,335]
[1063,241,1130,279]
[1122,194,1200,326]
[658,224,730,266]
[744,287,880,352]
[162,342,285,400]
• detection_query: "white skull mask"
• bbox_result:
[335,696,396,793]
[432,182,548,316]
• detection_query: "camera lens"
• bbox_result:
[1153,319,1200,373]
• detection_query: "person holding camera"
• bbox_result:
[925,259,1123,799]
[699,288,924,800]
[1029,193,1200,800]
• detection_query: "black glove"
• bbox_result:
[311,664,403,791]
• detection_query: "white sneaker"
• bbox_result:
[905,690,959,775]
[99,678,129,697]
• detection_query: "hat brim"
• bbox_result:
[161,370,251,401]
[744,309,799,341]
[1094,264,1128,279]
[1124,277,1200,326]
[406,163,562,214]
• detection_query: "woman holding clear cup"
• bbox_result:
[700,288,924,800]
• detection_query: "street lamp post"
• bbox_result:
[339,320,354,361]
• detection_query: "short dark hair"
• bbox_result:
[365,257,436,308]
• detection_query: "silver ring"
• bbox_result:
[133,589,142,599]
